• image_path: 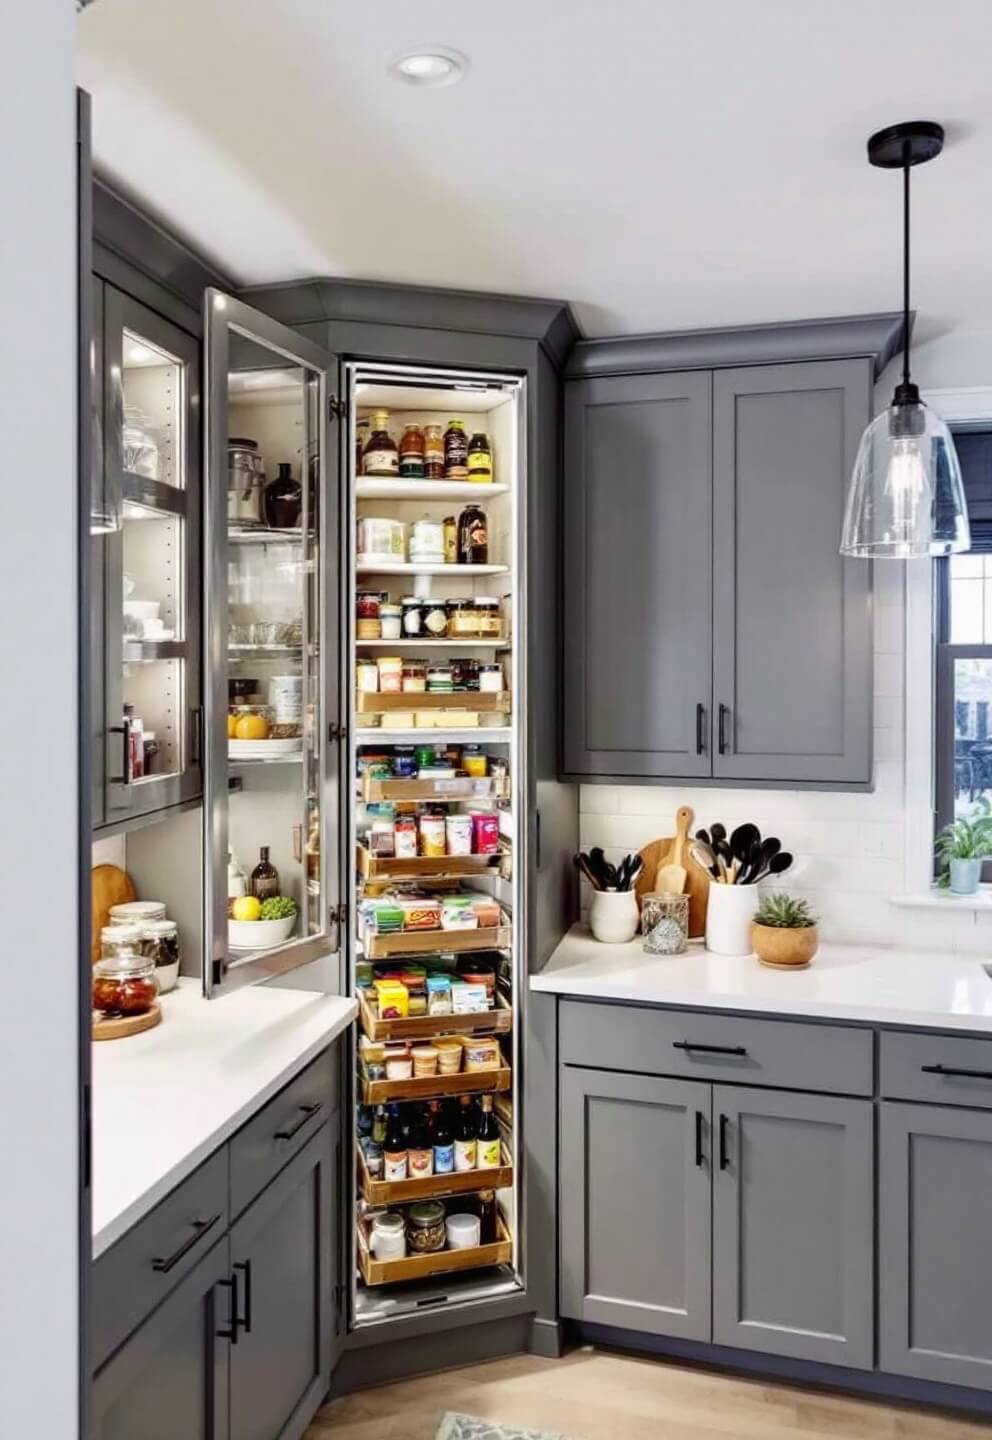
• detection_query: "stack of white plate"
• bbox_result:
[228,737,302,761]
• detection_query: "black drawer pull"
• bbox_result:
[274,1101,322,1141]
[694,1110,704,1168]
[217,1272,240,1344]
[718,703,730,755]
[719,1113,730,1171]
[152,1213,222,1274]
[233,1260,252,1334]
[695,703,706,756]
[673,1040,748,1057]
[921,1063,992,1081]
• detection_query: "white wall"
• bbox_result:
[580,336,992,959]
[0,4,80,1436]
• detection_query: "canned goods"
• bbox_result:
[471,810,500,855]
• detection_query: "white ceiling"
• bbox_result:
[79,0,992,341]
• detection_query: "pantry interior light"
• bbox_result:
[390,46,468,88]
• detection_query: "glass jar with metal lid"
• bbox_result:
[474,597,503,638]
[101,924,147,960]
[447,597,480,639]
[92,949,159,1017]
[405,1200,446,1253]
[143,919,180,993]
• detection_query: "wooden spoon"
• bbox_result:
[655,805,691,894]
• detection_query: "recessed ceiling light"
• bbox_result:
[127,344,151,364]
[389,46,468,88]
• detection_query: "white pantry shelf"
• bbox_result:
[354,638,511,649]
[355,480,510,501]
[355,561,509,577]
[355,726,512,745]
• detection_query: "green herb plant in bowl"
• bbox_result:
[935,815,992,895]
[751,892,819,970]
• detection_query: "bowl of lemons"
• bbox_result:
[229,894,298,951]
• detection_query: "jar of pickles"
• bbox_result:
[406,1200,446,1253]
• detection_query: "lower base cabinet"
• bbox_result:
[560,1068,874,1369]
[93,1124,334,1440]
[880,1101,992,1390]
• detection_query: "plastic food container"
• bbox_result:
[445,1213,482,1250]
[462,1035,502,1072]
[385,1054,413,1080]
[379,603,403,640]
[409,518,445,565]
[357,661,379,693]
[371,1212,406,1260]
[445,814,473,857]
[411,1045,439,1077]
[92,950,159,1017]
[358,517,407,563]
[406,1201,446,1254]
[434,1035,463,1073]
[471,811,501,855]
[479,664,504,694]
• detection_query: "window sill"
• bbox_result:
[891,888,992,912]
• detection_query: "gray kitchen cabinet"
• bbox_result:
[91,1238,231,1440]
[711,360,872,784]
[560,1066,712,1339]
[879,1101,992,1390]
[711,1085,874,1368]
[229,1124,334,1440]
[562,370,713,778]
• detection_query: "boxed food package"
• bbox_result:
[450,982,488,1014]
[373,980,409,1019]
[461,1035,502,1072]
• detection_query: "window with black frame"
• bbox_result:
[935,431,992,856]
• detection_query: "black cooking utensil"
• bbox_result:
[573,853,601,890]
[710,822,727,846]
[695,828,712,847]
[752,851,793,884]
[730,823,761,866]
[690,838,721,880]
[588,847,611,888]
[742,836,780,884]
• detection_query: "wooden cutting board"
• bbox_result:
[635,805,710,940]
[91,864,136,965]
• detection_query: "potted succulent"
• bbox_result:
[750,892,819,969]
[935,815,992,895]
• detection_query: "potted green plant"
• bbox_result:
[751,892,819,969]
[935,815,992,895]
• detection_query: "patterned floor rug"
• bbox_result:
[437,1416,574,1440]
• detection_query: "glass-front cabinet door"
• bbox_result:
[103,287,202,822]
[203,290,341,996]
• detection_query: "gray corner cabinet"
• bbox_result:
[92,1048,339,1440]
[562,316,904,787]
[556,997,992,1410]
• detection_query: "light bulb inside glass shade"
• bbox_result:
[840,401,970,558]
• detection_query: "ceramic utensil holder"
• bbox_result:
[589,889,640,944]
[705,882,759,956]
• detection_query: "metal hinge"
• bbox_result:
[328,395,347,422]
[328,721,347,743]
[329,902,348,926]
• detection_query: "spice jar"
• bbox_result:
[371,1211,406,1261]
[399,424,425,479]
[143,919,180,994]
[401,596,423,637]
[479,663,504,694]
[423,424,444,479]
[402,660,427,693]
[379,602,402,640]
[474,598,503,638]
[406,1200,446,1253]
[92,949,159,1017]
[642,893,690,955]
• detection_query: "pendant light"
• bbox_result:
[840,121,969,559]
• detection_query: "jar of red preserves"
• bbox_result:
[92,950,159,1017]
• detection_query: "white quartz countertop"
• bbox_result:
[531,925,992,1033]
[92,980,356,1258]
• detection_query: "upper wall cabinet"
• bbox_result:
[563,344,877,789]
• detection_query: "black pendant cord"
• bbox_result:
[902,146,912,390]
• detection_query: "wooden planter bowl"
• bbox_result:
[751,922,819,970]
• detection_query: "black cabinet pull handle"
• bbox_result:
[152,1213,221,1274]
[274,1102,322,1141]
[718,704,730,755]
[695,703,706,755]
[110,720,131,785]
[217,1272,240,1344]
[190,706,204,767]
[673,1040,748,1057]
[694,1110,704,1168]
[233,1260,252,1334]
[921,1063,992,1081]
[719,1114,730,1171]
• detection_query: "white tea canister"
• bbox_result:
[589,889,639,944]
[705,883,759,956]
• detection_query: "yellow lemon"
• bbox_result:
[235,712,269,740]
[228,713,239,739]
[232,896,262,922]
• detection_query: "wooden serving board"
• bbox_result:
[91,864,136,965]
[92,1002,161,1042]
[634,805,710,940]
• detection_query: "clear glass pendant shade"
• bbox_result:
[840,400,970,558]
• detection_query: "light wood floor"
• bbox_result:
[305,1347,991,1440]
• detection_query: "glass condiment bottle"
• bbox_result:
[477,1094,501,1168]
[444,419,469,480]
[467,432,493,483]
[250,845,280,902]
[476,1189,497,1244]
[362,410,399,477]
[399,424,425,479]
[458,504,488,564]
[424,424,444,479]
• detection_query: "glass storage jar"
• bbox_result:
[142,919,180,994]
[101,924,147,959]
[641,893,690,955]
[475,598,503,638]
[406,1200,446,1253]
[92,949,159,1017]
[402,661,427,693]
[447,598,480,638]
[371,1211,406,1260]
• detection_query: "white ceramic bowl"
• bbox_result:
[228,914,296,951]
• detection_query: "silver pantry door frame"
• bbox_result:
[202,288,343,998]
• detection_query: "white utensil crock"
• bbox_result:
[705,883,759,956]
[589,889,639,944]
